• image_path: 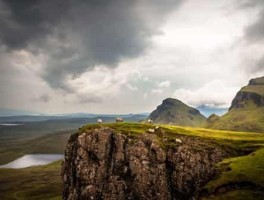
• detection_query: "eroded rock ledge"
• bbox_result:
[62,127,226,200]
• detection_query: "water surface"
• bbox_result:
[0,154,64,169]
[0,123,24,126]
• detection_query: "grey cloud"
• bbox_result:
[77,95,103,104]
[0,0,183,90]
[234,0,264,74]
[237,0,264,42]
[245,9,264,42]
[0,0,65,49]
[253,55,264,73]
[32,94,51,103]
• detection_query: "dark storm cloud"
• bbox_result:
[0,0,67,49]
[0,0,183,90]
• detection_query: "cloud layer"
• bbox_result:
[0,0,183,91]
[0,0,264,114]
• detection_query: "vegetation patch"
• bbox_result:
[0,161,62,200]
[202,148,264,200]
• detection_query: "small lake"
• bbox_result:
[0,123,24,126]
[0,154,64,169]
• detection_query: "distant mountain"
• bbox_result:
[196,105,228,117]
[0,113,148,123]
[149,98,207,127]
[0,108,42,116]
[208,76,264,132]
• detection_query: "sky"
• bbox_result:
[0,0,264,114]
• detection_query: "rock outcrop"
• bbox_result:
[149,98,206,127]
[229,76,264,110]
[62,127,226,200]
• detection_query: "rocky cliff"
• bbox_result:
[62,126,227,200]
[149,98,206,127]
[229,77,264,110]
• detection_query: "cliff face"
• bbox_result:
[229,90,264,111]
[62,127,226,200]
[229,76,264,111]
[149,98,206,127]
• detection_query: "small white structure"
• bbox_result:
[175,138,182,143]
[148,119,153,123]
[116,118,124,123]
[148,128,155,133]
[97,119,103,124]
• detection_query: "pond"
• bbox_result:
[0,123,24,126]
[0,154,64,169]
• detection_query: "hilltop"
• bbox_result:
[149,98,207,127]
[208,76,264,132]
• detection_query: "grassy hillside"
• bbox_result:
[149,98,206,127]
[208,77,264,133]
[202,148,264,200]
[208,106,264,133]
[1,123,264,199]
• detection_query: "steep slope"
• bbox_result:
[209,76,264,132]
[149,98,206,127]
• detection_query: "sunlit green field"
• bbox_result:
[1,123,264,199]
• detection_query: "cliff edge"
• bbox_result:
[62,125,226,200]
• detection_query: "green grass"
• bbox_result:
[208,104,264,133]
[79,123,264,147]
[207,148,264,188]
[0,161,62,200]
[79,122,154,136]
[202,148,264,200]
